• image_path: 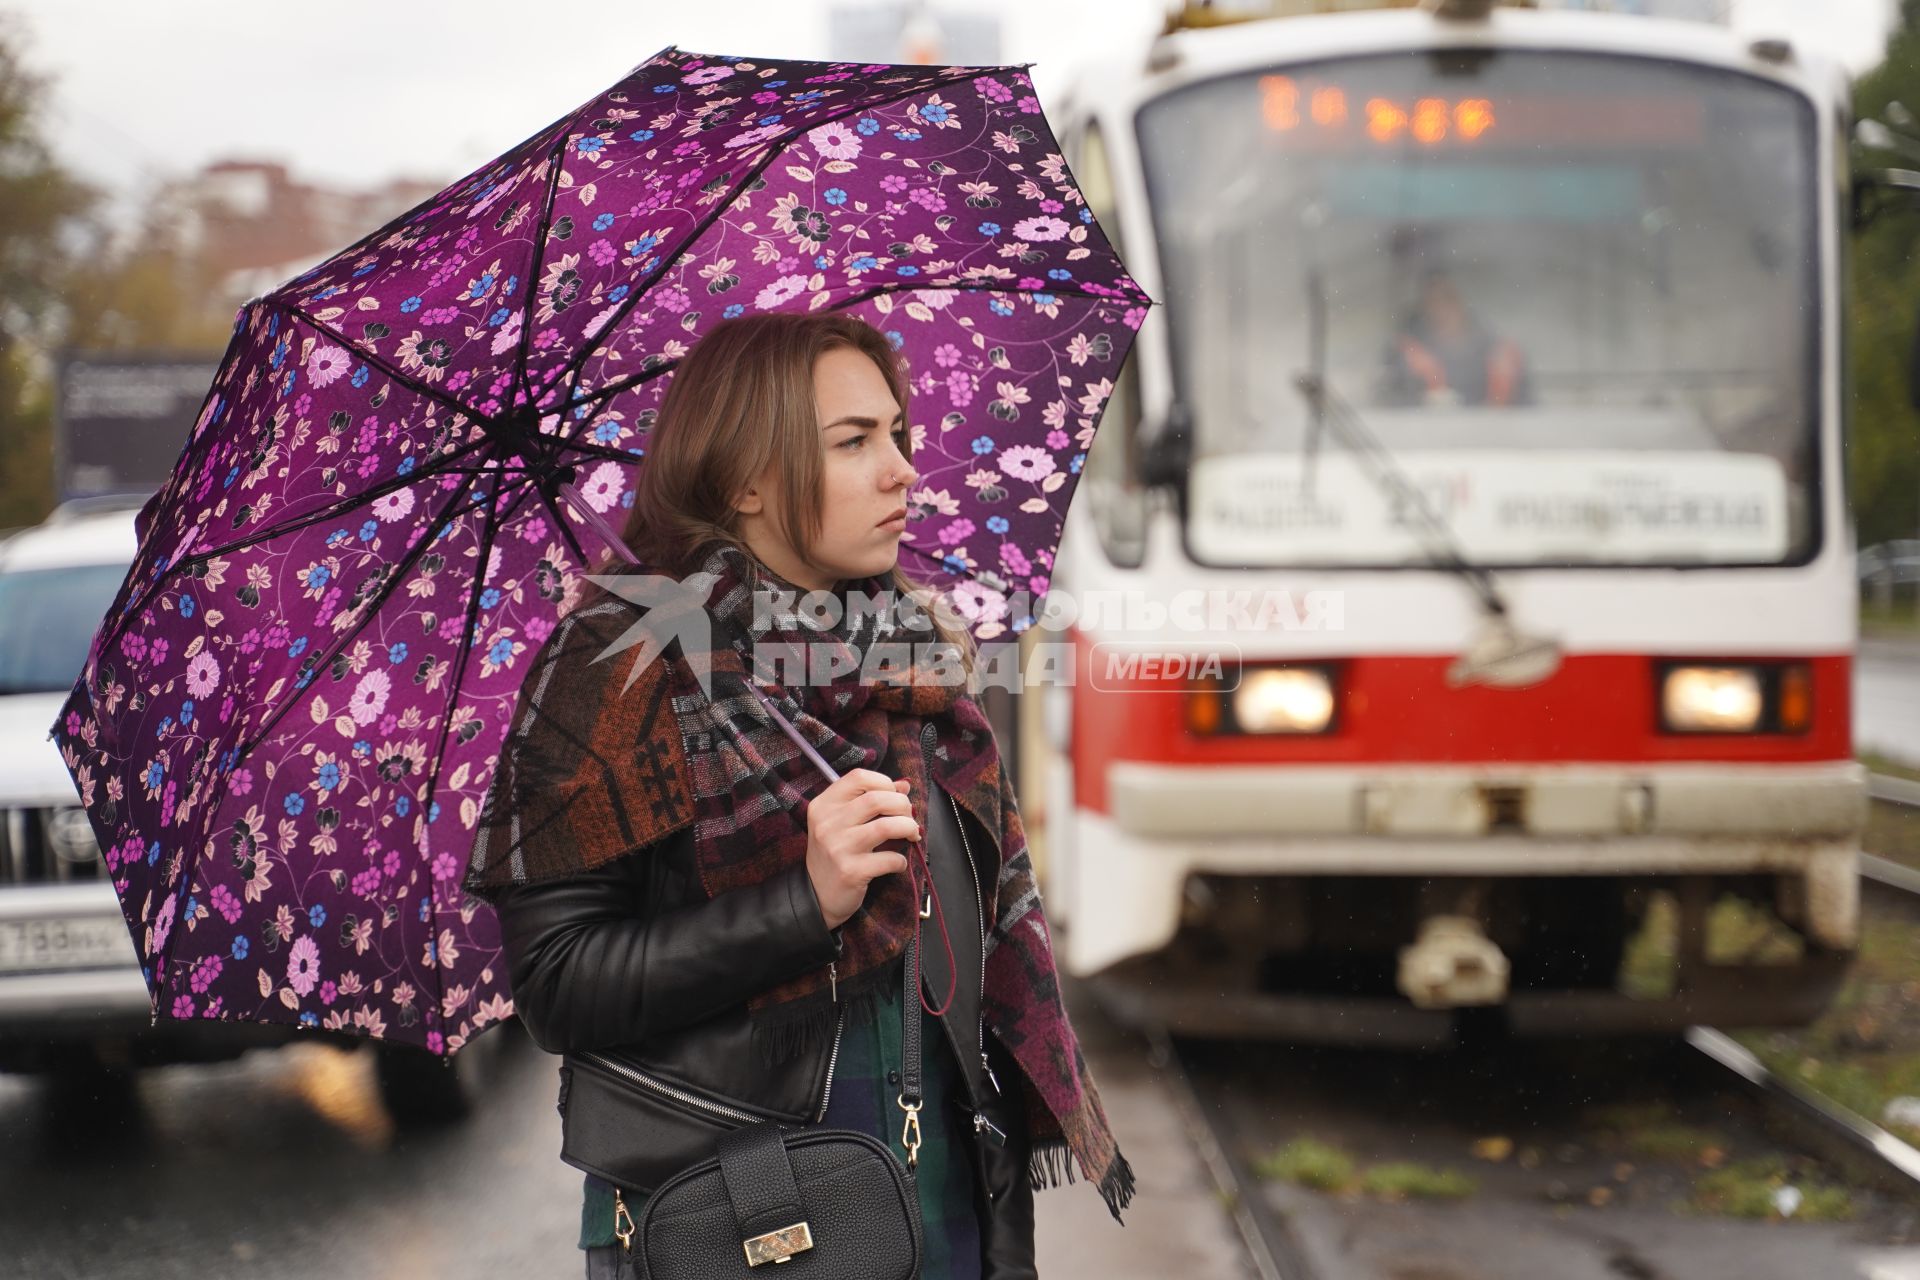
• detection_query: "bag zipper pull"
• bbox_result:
[972,1112,1009,1147]
[980,1049,1002,1095]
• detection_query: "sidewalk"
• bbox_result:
[1033,974,1252,1279]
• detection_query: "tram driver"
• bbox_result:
[1382,269,1534,409]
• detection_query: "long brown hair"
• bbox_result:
[593,311,978,683]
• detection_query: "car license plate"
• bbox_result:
[0,917,132,973]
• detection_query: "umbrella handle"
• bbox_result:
[557,479,640,565]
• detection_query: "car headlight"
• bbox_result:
[1658,664,1812,734]
[47,806,102,864]
[1229,666,1336,734]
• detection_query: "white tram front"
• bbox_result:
[1025,1,1863,1042]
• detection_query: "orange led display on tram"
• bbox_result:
[1455,98,1495,138]
[1261,75,1300,130]
[1366,97,1408,141]
[1263,81,1497,145]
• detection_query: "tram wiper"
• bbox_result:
[1290,371,1563,687]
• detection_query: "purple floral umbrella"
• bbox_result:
[47,44,1152,1057]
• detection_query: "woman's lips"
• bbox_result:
[878,514,907,532]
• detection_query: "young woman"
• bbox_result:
[465,312,1136,1279]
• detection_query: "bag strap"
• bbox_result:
[897,875,923,1166]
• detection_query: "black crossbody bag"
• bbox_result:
[559,686,929,1278]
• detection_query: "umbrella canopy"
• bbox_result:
[48,44,1152,1055]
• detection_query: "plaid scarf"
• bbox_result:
[465,538,1137,1223]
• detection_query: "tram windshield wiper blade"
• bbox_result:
[1289,370,1511,620]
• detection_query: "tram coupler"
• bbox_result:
[1397,914,1512,1008]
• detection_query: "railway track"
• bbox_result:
[1123,776,1920,1280]
[1686,776,1920,1207]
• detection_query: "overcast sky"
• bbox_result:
[2,0,1897,208]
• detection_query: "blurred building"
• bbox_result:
[158,159,444,312]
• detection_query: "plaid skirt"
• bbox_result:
[581,980,984,1279]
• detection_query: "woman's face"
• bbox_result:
[735,345,917,594]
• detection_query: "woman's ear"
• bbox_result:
[733,483,764,517]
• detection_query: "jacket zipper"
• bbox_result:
[948,787,999,1098]
[576,1050,764,1124]
[921,721,1007,1150]
[813,1001,846,1122]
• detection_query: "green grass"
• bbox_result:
[1584,1101,1728,1164]
[1252,1136,1477,1201]
[1686,1156,1856,1221]
[1252,1137,1356,1191]
[1732,906,1920,1148]
[1619,893,1806,1002]
[1863,751,1920,786]
[1862,599,1920,639]
[1359,1161,1478,1200]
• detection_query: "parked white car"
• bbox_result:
[0,498,505,1119]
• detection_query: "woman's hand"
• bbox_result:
[805,769,917,931]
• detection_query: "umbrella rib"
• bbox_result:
[186,440,493,565]
[536,480,596,571]
[527,62,1024,413]
[264,116,574,313]
[552,436,644,466]
[410,463,513,1050]
[146,465,491,1002]
[215,465,490,799]
[96,438,495,699]
[827,280,1142,311]
[894,537,1033,597]
[145,466,486,1000]
[274,300,517,442]
[508,134,573,415]
[548,279,1136,418]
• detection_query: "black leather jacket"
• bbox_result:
[493,761,1037,1278]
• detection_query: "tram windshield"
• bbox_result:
[1136,51,1819,568]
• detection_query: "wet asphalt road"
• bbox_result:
[0,1022,589,1280]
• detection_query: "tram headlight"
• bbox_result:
[1229,666,1336,734]
[1659,665,1765,733]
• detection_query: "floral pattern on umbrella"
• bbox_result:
[50,44,1152,1055]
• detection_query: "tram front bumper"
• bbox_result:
[1065,761,1866,976]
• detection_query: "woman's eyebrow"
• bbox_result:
[822,409,906,430]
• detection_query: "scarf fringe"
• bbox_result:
[1027,1137,1139,1226]
[748,954,900,1066]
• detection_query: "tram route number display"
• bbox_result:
[1188,450,1792,563]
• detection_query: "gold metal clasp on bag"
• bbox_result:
[897,1093,923,1168]
[743,1220,815,1266]
[613,1188,636,1254]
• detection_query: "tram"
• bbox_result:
[1025,0,1865,1042]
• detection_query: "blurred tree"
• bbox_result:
[0,18,235,532]
[1849,0,1920,550]
[0,16,98,530]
